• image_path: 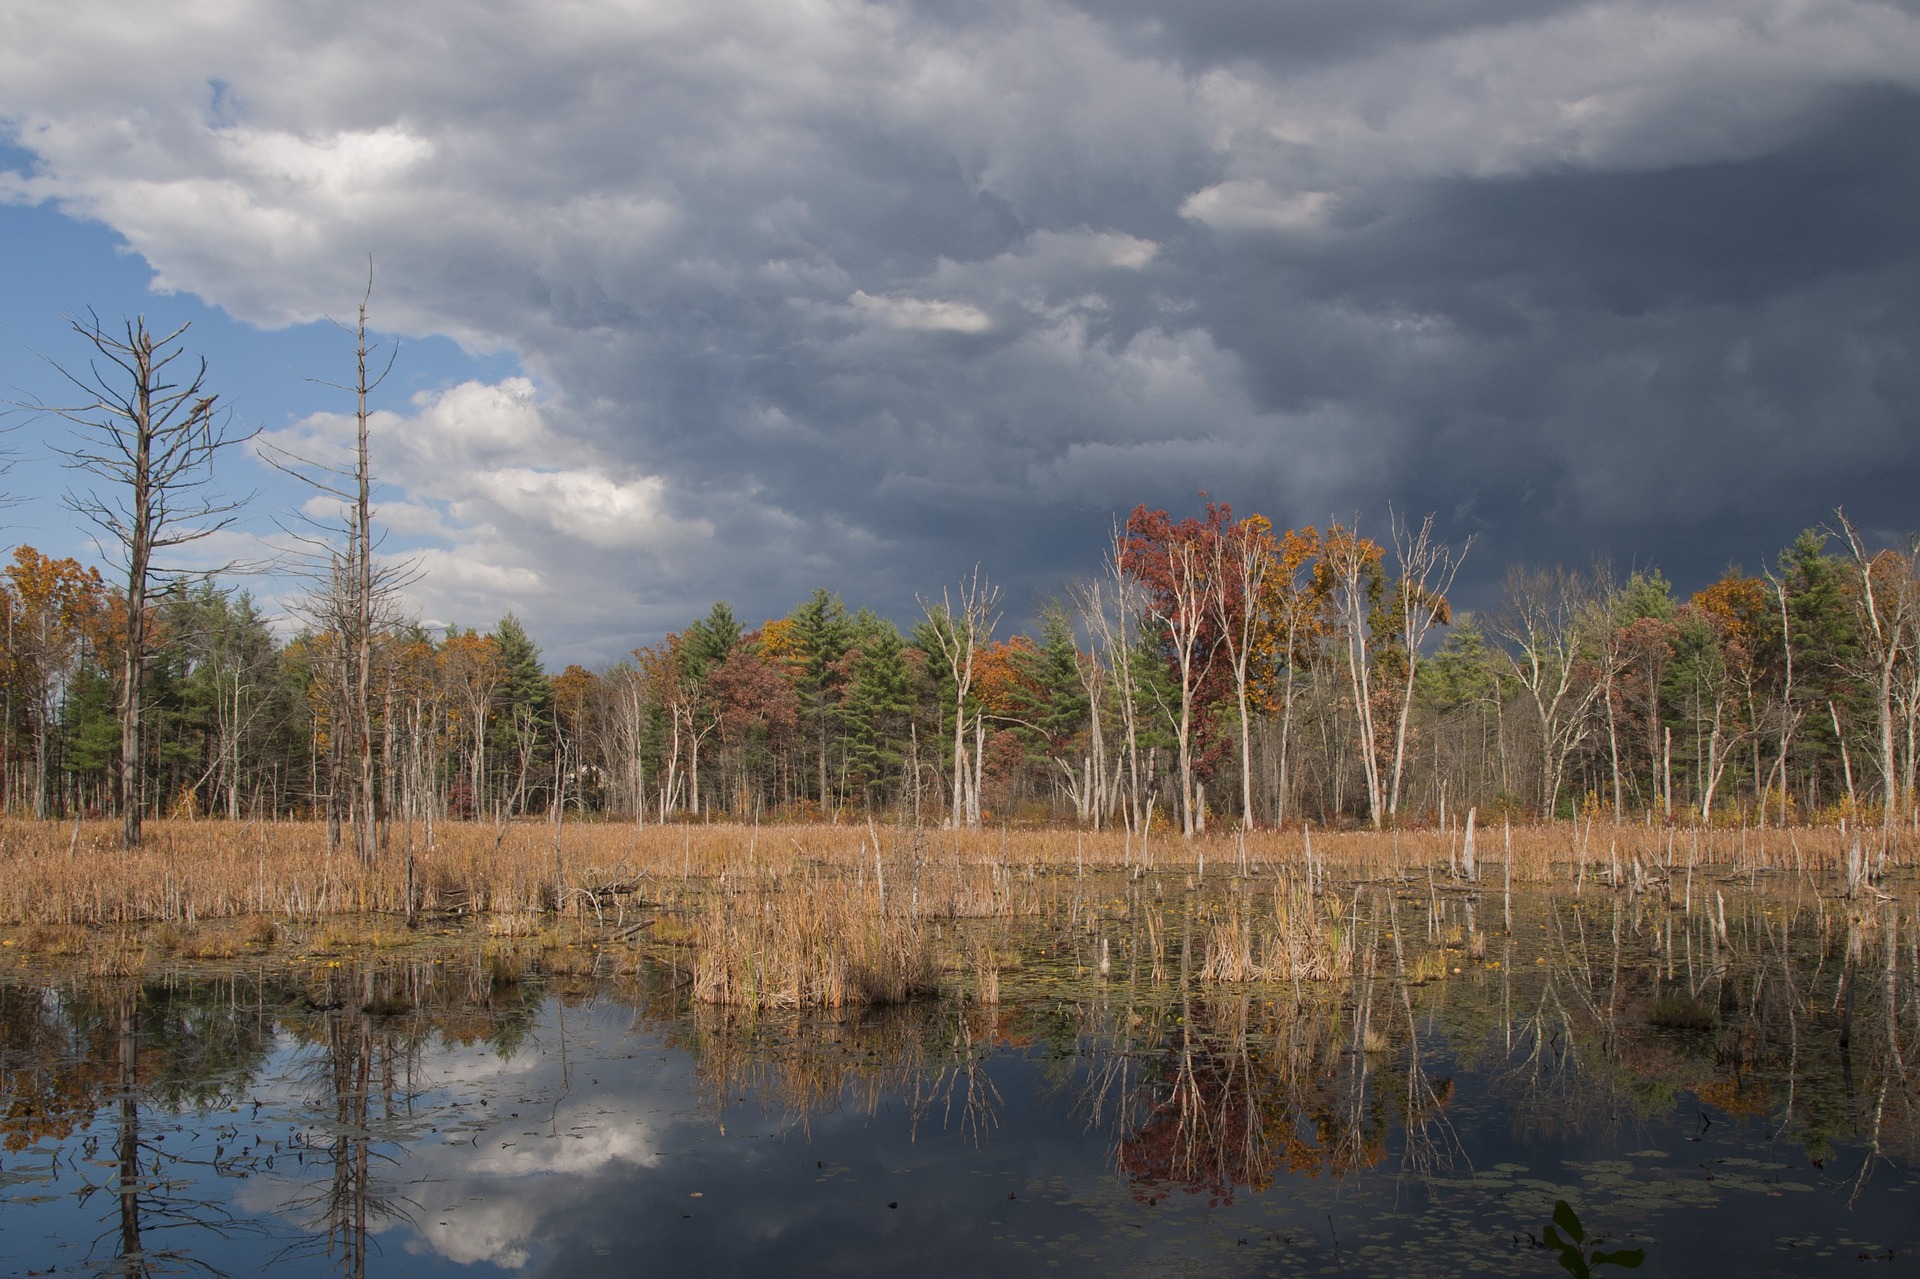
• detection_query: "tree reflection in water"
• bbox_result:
[0,977,278,1275]
[0,882,1913,1275]
[270,955,547,1277]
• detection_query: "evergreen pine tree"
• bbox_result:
[490,613,554,812]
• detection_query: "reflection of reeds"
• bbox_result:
[678,999,997,1130]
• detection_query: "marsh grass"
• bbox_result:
[1199,886,1355,983]
[1,816,1910,1008]
[691,872,940,1009]
[0,817,1901,929]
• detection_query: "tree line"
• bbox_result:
[9,310,1920,854]
[3,503,1918,845]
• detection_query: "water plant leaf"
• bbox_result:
[1591,1249,1645,1268]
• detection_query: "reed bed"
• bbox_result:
[1200,885,1357,983]
[0,816,1904,929]
[1,816,1911,1005]
[689,871,939,1008]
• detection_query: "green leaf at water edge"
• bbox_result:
[1590,1250,1644,1269]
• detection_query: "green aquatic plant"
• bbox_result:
[1543,1200,1644,1278]
[1646,991,1715,1031]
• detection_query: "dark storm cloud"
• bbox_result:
[1190,83,1920,596]
[4,0,1918,658]
[1064,0,1594,72]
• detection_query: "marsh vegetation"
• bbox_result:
[3,842,1916,1276]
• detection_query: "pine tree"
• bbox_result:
[1013,602,1087,758]
[840,616,914,807]
[681,602,742,680]
[1778,529,1865,809]
[490,613,553,813]
[787,589,853,806]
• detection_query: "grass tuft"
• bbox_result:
[1648,991,1717,1031]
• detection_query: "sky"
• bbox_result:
[2,0,1917,667]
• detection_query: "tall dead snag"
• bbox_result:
[1385,511,1468,822]
[1323,521,1386,827]
[1586,563,1630,822]
[1061,583,1111,827]
[918,567,1001,828]
[1835,509,1920,829]
[1491,564,1602,819]
[263,271,405,865]
[1212,515,1272,831]
[1759,560,1802,826]
[51,314,251,848]
[1073,523,1150,833]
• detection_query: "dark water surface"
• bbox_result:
[2,882,1916,1277]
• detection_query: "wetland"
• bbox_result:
[2,835,1916,1278]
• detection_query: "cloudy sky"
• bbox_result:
[2,0,1917,664]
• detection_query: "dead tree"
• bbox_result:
[1152,534,1214,836]
[1212,516,1272,831]
[1385,511,1469,821]
[263,270,408,865]
[1835,510,1920,828]
[1324,521,1387,827]
[918,567,1001,827]
[50,314,252,848]
[1490,565,1602,819]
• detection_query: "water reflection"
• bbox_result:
[0,977,278,1274]
[0,885,1915,1276]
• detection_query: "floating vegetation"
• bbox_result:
[1646,991,1717,1031]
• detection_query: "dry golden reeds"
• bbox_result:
[1198,884,1357,983]
[0,817,1906,1002]
[0,816,1903,929]
[690,873,939,1009]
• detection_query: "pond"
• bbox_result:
[1,880,1915,1277]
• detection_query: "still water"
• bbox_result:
[2,884,1916,1277]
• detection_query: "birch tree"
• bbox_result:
[1323,521,1387,827]
[1073,527,1149,832]
[1385,511,1468,821]
[1835,510,1919,827]
[1212,515,1272,830]
[1490,565,1602,819]
[918,567,1001,827]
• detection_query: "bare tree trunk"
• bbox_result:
[1211,517,1271,830]
[1326,524,1385,826]
[1837,512,1917,828]
[350,295,379,867]
[116,990,143,1268]
[120,400,152,845]
[51,316,245,848]
[919,567,1000,829]
[1386,512,1469,820]
[1151,538,1212,836]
